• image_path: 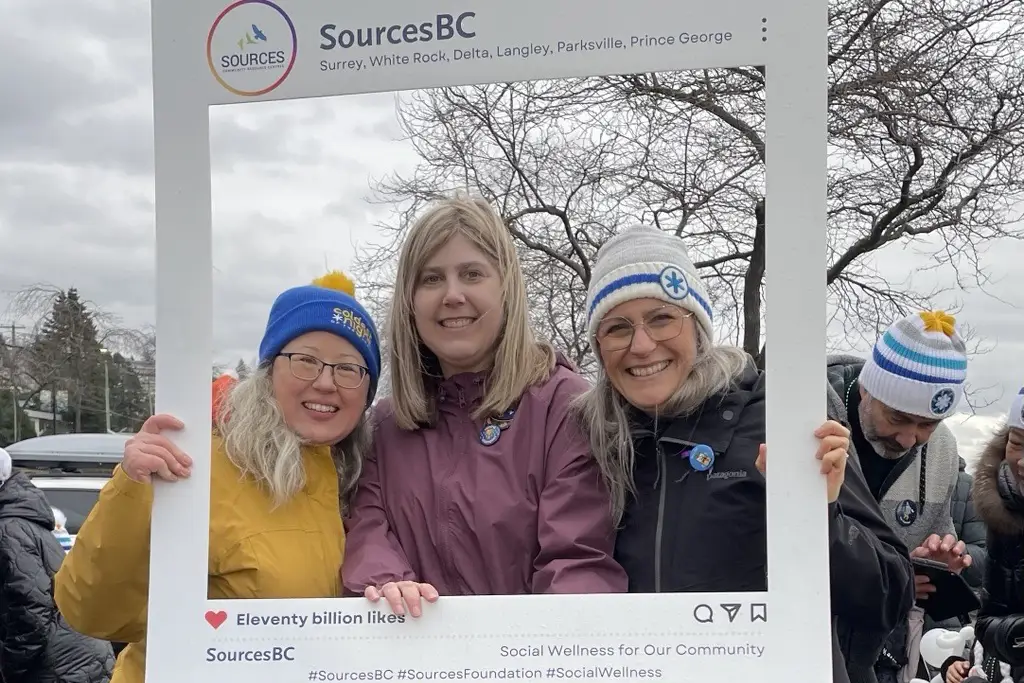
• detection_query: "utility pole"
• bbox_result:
[51,383,58,434]
[99,348,112,433]
[104,359,111,433]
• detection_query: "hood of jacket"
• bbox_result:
[826,353,866,396]
[0,470,56,529]
[973,430,1024,536]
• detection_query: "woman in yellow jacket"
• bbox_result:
[53,272,381,683]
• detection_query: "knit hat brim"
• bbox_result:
[860,351,964,419]
[587,263,713,343]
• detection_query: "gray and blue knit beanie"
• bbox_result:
[859,310,968,419]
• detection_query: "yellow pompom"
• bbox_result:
[312,270,356,296]
[919,310,956,337]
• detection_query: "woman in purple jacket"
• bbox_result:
[342,195,627,615]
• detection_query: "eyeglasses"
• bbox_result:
[595,305,693,352]
[277,353,369,389]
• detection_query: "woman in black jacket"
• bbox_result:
[574,225,915,683]
[971,386,1024,682]
[0,447,115,683]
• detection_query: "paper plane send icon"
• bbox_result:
[720,604,741,622]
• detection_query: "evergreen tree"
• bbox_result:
[0,389,35,447]
[102,353,150,433]
[235,359,251,380]
[30,289,106,433]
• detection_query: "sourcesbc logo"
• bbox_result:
[207,0,297,97]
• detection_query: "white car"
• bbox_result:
[33,476,109,548]
[5,433,127,545]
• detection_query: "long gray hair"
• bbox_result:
[215,366,370,514]
[573,325,750,526]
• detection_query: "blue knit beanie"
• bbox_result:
[257,271,381,404]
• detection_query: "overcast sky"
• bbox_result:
[1,0,1021,462]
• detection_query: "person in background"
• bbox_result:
[51,507,73,553]
[0,447,115,683]
[342,195,626,613]
[828,311,972,683]
[939,636,1011,683]
[967,385,1024,682]
[211,369,239,425]
[54,271,379,683]
[574,225,914,683]
[951,456,987,592]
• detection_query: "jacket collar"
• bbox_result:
[973,431,1024,536]
[433,372,488,410]
[656,361,763,459]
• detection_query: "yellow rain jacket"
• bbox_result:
[53,434,345,683]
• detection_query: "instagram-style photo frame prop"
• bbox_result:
[149,0,828,680]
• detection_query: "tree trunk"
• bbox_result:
[742,198,766,363]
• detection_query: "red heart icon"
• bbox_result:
[205,610,227,629]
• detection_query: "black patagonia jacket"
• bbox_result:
[613,360,915,683]
[0,471,115,683]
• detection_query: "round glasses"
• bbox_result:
[595,306,692,352]
[277,353,369,389]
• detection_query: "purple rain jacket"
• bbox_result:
[342,355,628,596]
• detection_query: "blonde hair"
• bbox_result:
[215,366,369,513]
[387,195,555,430]
[574,325,751,525]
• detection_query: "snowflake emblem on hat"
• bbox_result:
[332,311,344,324]
[659,266,689,301]
[930,388,955,416]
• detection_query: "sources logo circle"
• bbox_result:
[207,0,297,97]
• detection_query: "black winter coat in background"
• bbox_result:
[0,471,115,683]
[612,360,915,683]
[972,433,1024,683]
[952,456,988,590]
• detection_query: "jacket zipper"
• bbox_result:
[654,443,667,593]
[654,437,700,593]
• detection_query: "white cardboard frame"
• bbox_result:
[148,1,829,681]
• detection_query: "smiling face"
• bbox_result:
[270,330,369,445]
[1007,427,1024,480]
[412,233,504,378]
[596,297,697,411]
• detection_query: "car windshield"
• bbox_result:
[39,489,101,534]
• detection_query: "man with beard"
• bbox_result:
[827,310,972,683]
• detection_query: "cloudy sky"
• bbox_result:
[1,0,1021,463]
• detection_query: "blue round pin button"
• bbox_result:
[688,444,715,471]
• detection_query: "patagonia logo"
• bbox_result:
[707,469,747,481]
